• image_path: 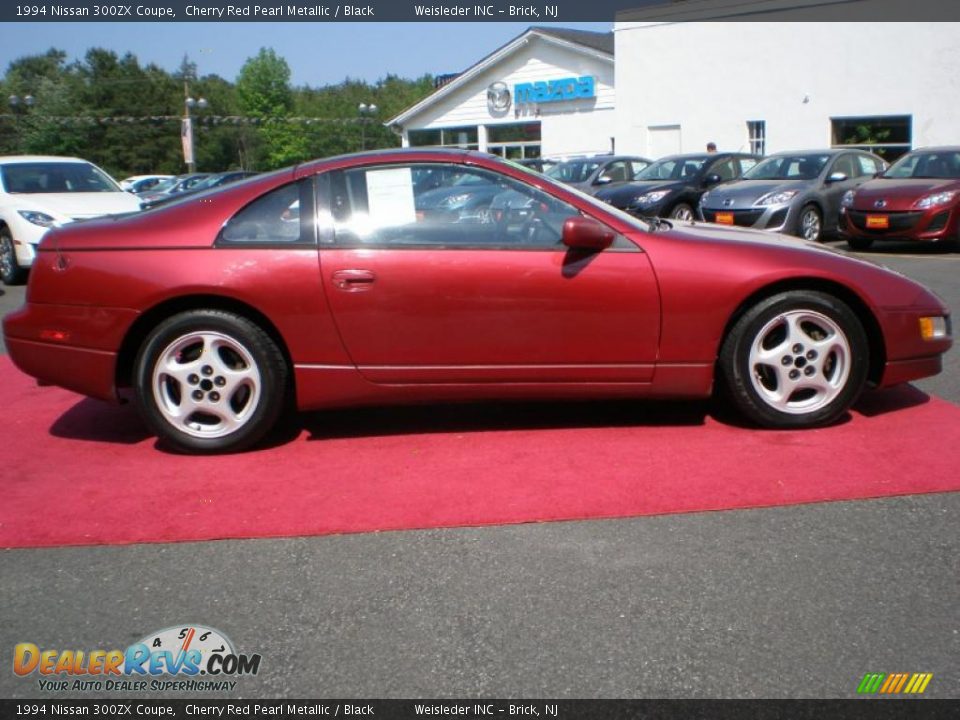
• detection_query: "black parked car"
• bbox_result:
[140,171,259,209]
[595,153,761,220]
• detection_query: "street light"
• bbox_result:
[358,102,378,151]
[182,93,208,173]
[8,94,35,153]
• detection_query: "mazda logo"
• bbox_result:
[486,82,511,114]
[722,198,735,207]
[874,199,887,208]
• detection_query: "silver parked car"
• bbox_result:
[699,149,886,241]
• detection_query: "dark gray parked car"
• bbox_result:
[699,149,886,241]
[545,155,651,195]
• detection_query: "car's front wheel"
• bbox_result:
[719,291,869,428]
[669,203,695,221]
[797,204,822,242]
[0,227,28,285]
[134,310,288,453]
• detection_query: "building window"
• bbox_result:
[408,126,478,149]
[487,122,542,160]
[831,115,912,162]
[747,120,766,156]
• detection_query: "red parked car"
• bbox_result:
[841,146,960,250]
[3,149,953,453]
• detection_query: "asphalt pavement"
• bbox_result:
[1,243,958,699]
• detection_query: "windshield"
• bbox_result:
[883,150,960,179]
[635,157,707,181]
[546,160,601,183]
[744,154,829,181]
[0,162,120,193]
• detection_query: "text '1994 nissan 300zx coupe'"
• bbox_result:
[3,149,953,453]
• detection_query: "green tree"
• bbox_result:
[236,48,307,169]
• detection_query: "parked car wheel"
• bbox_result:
[134,310,288,454]
[797,204,822,242]
[719,291,869,428]
[669,203,695,221]
[0,228,28,285]
[846,236,874,251]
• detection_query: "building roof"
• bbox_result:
[387,25,614,128]
[528,26,614,56]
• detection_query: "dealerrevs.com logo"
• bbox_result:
[13,624,261,692]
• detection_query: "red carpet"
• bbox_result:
[2,355,959,548]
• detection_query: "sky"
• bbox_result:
[0,22,613,87]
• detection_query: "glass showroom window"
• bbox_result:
[831,115,912,162]
[408,126,478,150]
[487,122,542,160]
[747,120,766,156]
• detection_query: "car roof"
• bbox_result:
[767,149,862,157]
[0,155,91,165]
[905,146,960,153]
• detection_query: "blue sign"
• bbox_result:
[513,76,595,105]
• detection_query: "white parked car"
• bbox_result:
[0,156,143,284]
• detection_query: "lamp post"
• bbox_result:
[182,84,208,173]
[8,94,35,153]
[358,102,378,151]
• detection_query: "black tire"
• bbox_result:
[669,203,694,221]
[0,227,28,285]
[846,236,874,251]
[719,291,869,428]
[796,204,823,242]
[134,310,288,454]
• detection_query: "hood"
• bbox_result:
[701,179,810,209]
[10,191,142,220]
[596,181,683,207]
[416,182,496,209]
[851,178,960,212]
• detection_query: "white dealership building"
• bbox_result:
[388,26,617,161]
[390,1,958,162]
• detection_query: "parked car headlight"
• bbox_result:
[633,190,671,206]
[17,210,58,228]
[841,190,856,208]
[914,190,957,209]
[699,191,711,206]
[755,190,799,206]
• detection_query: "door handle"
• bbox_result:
[331,269,376,291]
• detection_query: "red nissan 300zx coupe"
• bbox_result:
[3,149,953,453]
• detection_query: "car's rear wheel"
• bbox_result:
[669,203,694,221]
[797,204,822,242]
[0,228,28,285]
[134,310,288,453]
[846,236,874,251]
[719,291,869,428]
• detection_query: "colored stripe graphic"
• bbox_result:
[858,673,932,694]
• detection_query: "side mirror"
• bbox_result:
[594,174,613,185]
[827,172,848,183]
[562,216,615,251]
[703,173,723,187]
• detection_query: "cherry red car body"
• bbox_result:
[3,149,953,453]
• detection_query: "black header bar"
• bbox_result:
[2,0,958,23]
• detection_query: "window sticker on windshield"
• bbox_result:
[366,167,416,228]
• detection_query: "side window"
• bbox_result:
[831,154,859,178]
[857,154,882,176]
[326,163,581,250]
[709,157,738,181]
[738,157,758,175]
[630,159,650,178]
[219,181,305,244]
[601,161,630,183]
